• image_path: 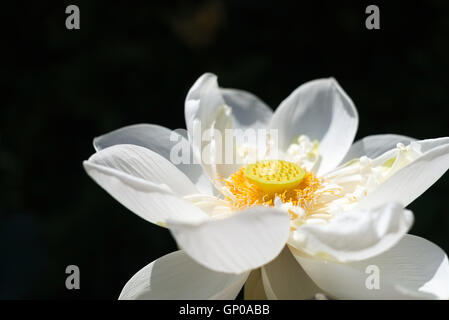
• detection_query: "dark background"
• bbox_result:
[1,0,449,299]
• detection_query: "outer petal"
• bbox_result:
[185,74,275,182]
[358,137,449,209]
[288,202,414,262]
[291,235,449,299]
[185,73,228,135]
[261,247,321,299]
[167,207,290,274]
[83,144,208,225]
[220,88,273,130]
[270,78,358,175]
[244,269,267,300]
[93,124,215,195]
[119,250,248,300]
[341,134,416,164]
[185,73,239,182]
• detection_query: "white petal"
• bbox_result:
[84,144,208,225]
[86,144,198,195]
[261,247,321,299]
[183,194,233,219]
[185,73,227,134]
[168,207,290,274]
[359,137,449,209]
[185,73,240,181]
[244,269,267,300]
[220,88,273,130]
[93,124,215,195]
[289,202,414,262]
[341,134,416,164]
[291,235,449,299]
[270,78,358,175]
[119,250,248,300]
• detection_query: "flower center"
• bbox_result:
[244,160,305,193]
[223,160,325,212]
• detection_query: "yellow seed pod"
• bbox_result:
[244,160,305,194]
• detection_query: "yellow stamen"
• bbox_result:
[224,160,326,212]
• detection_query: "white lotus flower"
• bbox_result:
[84,73,449,300]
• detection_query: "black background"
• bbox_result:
[1,0,449,299]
